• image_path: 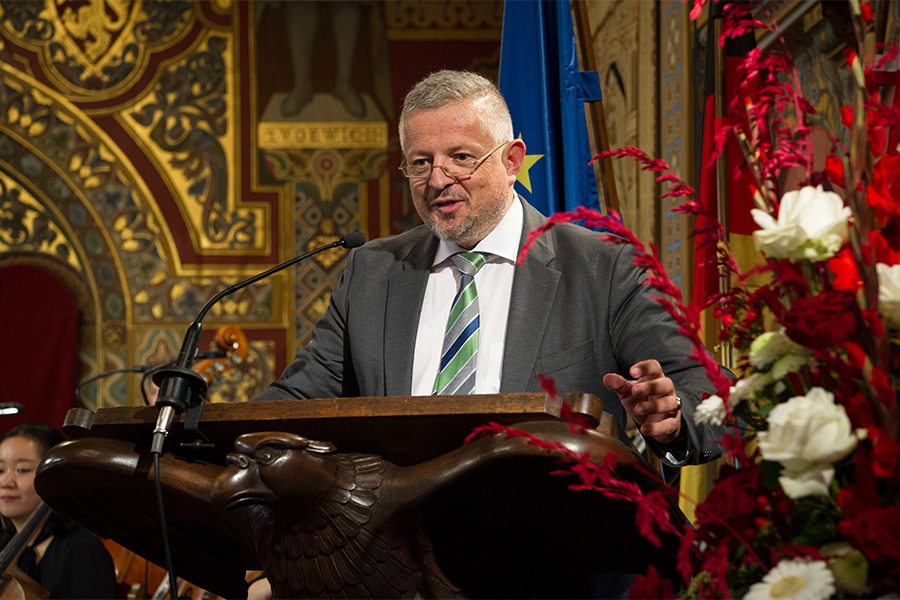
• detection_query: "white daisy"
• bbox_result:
[743,558,836,600]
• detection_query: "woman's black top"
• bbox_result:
[2,512,117,599]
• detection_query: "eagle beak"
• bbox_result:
[226,453,251,469]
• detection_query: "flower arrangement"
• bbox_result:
[471,0,900,598]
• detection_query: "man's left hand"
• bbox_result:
[603,359,682,444]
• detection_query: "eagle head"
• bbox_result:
[211,432,338,514]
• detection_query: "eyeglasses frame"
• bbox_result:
[399,140,510,180]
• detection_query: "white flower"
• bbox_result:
[743,558,835,600]
[876,262,900,328]
[751,185,851,262]
[694,394,726,425]
[749,330,815,382]
[757,387,858,499]
[731,372,763,401]
[693,374,762,426]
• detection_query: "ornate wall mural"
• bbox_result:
[587,0,659,249]
[0,0,502,416]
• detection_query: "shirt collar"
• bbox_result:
[432,193,523,266]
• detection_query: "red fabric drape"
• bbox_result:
[692,19,760,314]
[0,264,79,431]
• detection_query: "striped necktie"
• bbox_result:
[433,252,487,395]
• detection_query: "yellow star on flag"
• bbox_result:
[515,133,543,193]
[518,154,544,193]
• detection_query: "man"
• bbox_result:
[254,70,724,467]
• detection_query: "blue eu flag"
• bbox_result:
[498,0,603,216]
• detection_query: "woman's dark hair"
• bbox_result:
[0,423,70,544]
[0,423,65,457]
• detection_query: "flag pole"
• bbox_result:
[570,0,620,214]
[711,11,735,370]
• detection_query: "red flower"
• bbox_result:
[825,153,845,188]
[868,154,900,223]
[846,506,900,575]
[861,2,873,23]
[840,390,879,430]
[840,103,854,129]
[869,427,900,479]
[628,564,675,599]
[869,366,896,409]
[871,229,900,265]
[781,290,858,348]
[838,446,881,525]
[828,247,863,292]
[537,373,558,399]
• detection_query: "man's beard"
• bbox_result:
[425,193,508,248]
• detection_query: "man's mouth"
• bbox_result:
[432,197,465,214]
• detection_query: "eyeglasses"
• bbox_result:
[399,141,509,179]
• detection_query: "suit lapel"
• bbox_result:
[500,200,561,392]
[384,232,438,396]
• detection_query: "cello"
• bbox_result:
[0,502,51,599]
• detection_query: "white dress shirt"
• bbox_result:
[411,197,523,396]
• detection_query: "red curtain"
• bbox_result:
[0,264,79,432]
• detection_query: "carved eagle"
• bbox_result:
[211,432,464,599]
[35,419,683,599]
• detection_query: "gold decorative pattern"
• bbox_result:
[57,0,134,63]
[122,31,266,251]
[0,0,195,98]
[263,148,386,201]
[101,320,127,351]
[0,172,83,272]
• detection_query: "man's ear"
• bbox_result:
[505,139,526,181]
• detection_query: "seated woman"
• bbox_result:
[0,423,117,599]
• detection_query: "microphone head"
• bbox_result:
[341,232,366,248]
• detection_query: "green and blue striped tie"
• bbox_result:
[433,252,487,395]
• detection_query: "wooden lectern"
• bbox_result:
[35,393,683,599]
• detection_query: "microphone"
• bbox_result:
[0,402,24,416]
[150,232,366,454]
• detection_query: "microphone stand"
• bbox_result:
[149,231,365,455]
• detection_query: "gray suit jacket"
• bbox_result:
[255,198,726,465]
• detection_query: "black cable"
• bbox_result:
[76,353,224,408]
[75,365,152,409]
[153,451,181,599]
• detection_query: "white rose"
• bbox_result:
[751,185,851,262]
[876,262,900,328]
[757,387,858,499]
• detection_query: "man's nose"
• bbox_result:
[428,165,457,189]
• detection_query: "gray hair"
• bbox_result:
[399,70,514,152]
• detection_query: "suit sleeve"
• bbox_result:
[252,249,360,401]
[605,244,731,466]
